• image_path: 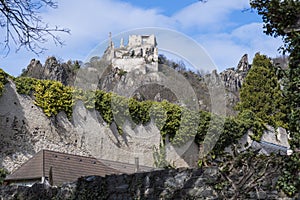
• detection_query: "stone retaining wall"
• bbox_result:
[1,167,295,199]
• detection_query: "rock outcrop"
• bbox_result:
[220,54,250,92]
[0,80,198,173]
[229,125,292,156]
[98,53,251,115]
[22,57,79,86]
[0,80,89,172]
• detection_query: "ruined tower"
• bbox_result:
[105,34,159,74]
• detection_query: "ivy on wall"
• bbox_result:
[13,77,265,158]
[0,69,8,96]
[15,77,73,118]
[34,80,73,118]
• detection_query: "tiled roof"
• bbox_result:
[5,150,44,181]
[251,141,288,155]
[6,149,153,185]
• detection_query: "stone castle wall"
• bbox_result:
[106,34,158,73]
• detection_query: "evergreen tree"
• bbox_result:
[237,53,286,128]
[250,1,300,195]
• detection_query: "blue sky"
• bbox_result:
[0,0,283,76]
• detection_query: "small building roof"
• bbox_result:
[5,149,153,185]
[252,141,288,156]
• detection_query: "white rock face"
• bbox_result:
[166,140,199,168]
[112,58,146,74]
[0,80,197,172]
[226,125,291,155]
[261,126,290,148]
[0,81,90,172]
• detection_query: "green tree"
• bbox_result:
[0,168,7,185]
[0,68,8,96]
[251,0,300,196]
[251,0,300,147]
[237,53,286,128]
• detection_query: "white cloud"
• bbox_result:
[1,0,174,75]
[196,22,283,71]
[43,0,173,45]
[0,0,283,76]
[173,0,249,31]
[35,0,175,63]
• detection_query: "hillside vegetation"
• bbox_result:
[0,52,298,197]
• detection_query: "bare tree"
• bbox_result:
[0,0,70,55]
[218,149,283,199]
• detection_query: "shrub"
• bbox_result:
[0,69,8,96]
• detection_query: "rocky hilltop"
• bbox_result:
[2,34,253,173]
[0,79,199,173]
[21,35,251,116]
[1,32,298,199]
[21,57,80,86]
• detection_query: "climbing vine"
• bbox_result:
[14,77,40,95]
[13,77,265,159]
[34,80,73,118]
[0,168,7,185]
[0,69,8,96]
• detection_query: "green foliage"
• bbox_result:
[195,109,265,158]
[236,53,287,129]
[13,77,263,160]
[117,69,127,77]
[0,168,8,185]
[250,0,300,40]
[0,68,8,96]
[276,152,300,196]
[14,77,40,95]
[73,89,96,110]
[236,110,266,141]
[34,80,73,118]
[251,1,300,197]
[159,101,181,140]
[171,108,199,146]
[95,90,113,124]
[128,98,152,125]
[153,144,174,169]
[15,77,74,118]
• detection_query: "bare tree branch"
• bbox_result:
[0,0,70,56]
[218,151,283,199]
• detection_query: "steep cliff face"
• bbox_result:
[219,54,250,115]
[4,52,251,172]
[0,80,89,172]
[98,54,250,115]
[0,80,197,173]
[220,54,250,92]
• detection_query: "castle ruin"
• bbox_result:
[105,33,159,74]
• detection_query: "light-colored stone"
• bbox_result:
[105,34,158,73]
[0,81,90,172]
[0,80,197,173]
[226,125,291,156]
[261,125,290,148]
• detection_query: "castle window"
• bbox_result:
[142,36,149,45]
